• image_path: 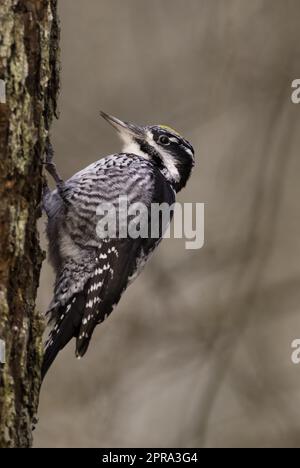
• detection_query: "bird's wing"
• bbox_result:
[75,237,143,357]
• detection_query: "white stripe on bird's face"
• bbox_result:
[146,131,180,182]
[183,146,194,157]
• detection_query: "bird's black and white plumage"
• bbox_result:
[42,112,195,379]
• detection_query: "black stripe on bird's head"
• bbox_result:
[146,125,195,191]
[100,112,195,192]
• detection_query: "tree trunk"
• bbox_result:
[0,0,59,448]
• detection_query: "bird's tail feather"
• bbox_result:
[41,339,62,381]
[41,294,84,380]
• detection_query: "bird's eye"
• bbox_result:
[158,135,170,145]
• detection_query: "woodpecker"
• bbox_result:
[42,112,195,379]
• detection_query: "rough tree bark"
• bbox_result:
[0,0,59,448]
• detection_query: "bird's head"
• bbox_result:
[100,111,195,192]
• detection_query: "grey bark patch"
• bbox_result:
[0,339,5,363]
[0,80,5,103]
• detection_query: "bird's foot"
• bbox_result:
[43,137,64,186]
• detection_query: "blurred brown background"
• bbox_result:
[35,0,300,447]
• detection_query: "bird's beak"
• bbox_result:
[100,111,145,140]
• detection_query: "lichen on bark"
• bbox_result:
[0,0,60,448]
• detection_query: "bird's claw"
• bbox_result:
[43,138,61,183]
[44,138,54,165]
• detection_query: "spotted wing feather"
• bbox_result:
[76,240,141,357]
